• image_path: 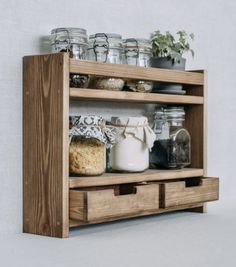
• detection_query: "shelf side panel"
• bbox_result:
[23,53,69,237]
[184,104,204,169]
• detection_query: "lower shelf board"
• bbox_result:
[69,202,206,228]
[69,168,204,188]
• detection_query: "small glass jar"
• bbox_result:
[123,38,153,93]
[108,116,156,172]
[50,27,89,88]
[88,33,124,90]
[69,115,107,176]
[150,107,191,169]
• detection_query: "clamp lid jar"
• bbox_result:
[123,38,152,67]
[150,106,191,169]
[50,27,89,88]
[50,27,88,59]
[88,33,124,90]
[88,33,123,63]
[123,38,153,92]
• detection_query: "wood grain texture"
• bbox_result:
[69,184,159,222]
[69,202,206,228]
[70,88,204,104]
[160,178,219,208]
[203,70,208,175]
[70,59,204,85]
[69,168,204,188]
[23,53,70,237]
[184,105,204,168]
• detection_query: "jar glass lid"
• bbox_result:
[88,33,123,49]
[154,107,185,122]
[50,27,88,45]
[123,38,152,50]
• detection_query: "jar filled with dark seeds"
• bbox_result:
[150,106,191,169]
[50,27,89,88]
[123,38,153,93]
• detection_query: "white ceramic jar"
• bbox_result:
[109,116,156,172]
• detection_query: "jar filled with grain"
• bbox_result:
[88,33,124,90]
[69,115,117,176]
[108,116,156,172]
[123,38,153,92]
[50,27,89,88]
[150,107,191,169]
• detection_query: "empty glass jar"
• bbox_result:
[50,27,89,88]
[123,38,153,92]
[88,33,124,90]
[150,107,191,169]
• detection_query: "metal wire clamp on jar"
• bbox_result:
[150,107,191,169]
[88,33,125,90]
[50,27,89,88]
[69,115,117,176]
[123,38,153,92]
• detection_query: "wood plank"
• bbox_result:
[23,53,70,238]
[69,168,204,188]
[70,88,204,104]
[203,70,208,175]
[69,202,205,228]
[70,59,204,85]
[70,184,159,221]
[160,177,219,208]
[184,104,204,168]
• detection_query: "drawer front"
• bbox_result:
[70,184,159,222]
[160,177,219,208]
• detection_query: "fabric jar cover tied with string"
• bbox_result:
[108,116,156,172]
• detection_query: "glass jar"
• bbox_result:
[108,116,156,172]
[88,33,124,90]
[123,38,153,93]
[150,107,191,169]
[50,27,89,88]
[69,115,108,176]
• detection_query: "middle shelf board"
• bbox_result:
[69,168,204,188]
[70,88,204,105]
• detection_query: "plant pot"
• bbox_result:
[150,57,186,93]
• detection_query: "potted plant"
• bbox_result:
[150,30,194,93]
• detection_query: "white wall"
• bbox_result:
[0,0,235,234]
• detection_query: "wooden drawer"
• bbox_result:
[70,184,159,222]
[160,177,219,208]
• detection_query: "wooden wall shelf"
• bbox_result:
[69,168,204,188]
[23,53,219,238]
[70,88,204,104]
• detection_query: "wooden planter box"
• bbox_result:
[23,53,219,238]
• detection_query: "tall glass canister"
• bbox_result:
[123,38,153,92]
[150,107,191,169]
[50,27,89,88]
[88,33,124,90]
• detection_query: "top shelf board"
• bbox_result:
[70,59,204,86]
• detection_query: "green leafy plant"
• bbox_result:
[150,30,194,63]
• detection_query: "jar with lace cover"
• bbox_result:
[69,115,116,176]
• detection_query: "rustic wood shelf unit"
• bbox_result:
[23,53,219,238]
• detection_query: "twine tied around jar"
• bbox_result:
[110,117,156,149]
